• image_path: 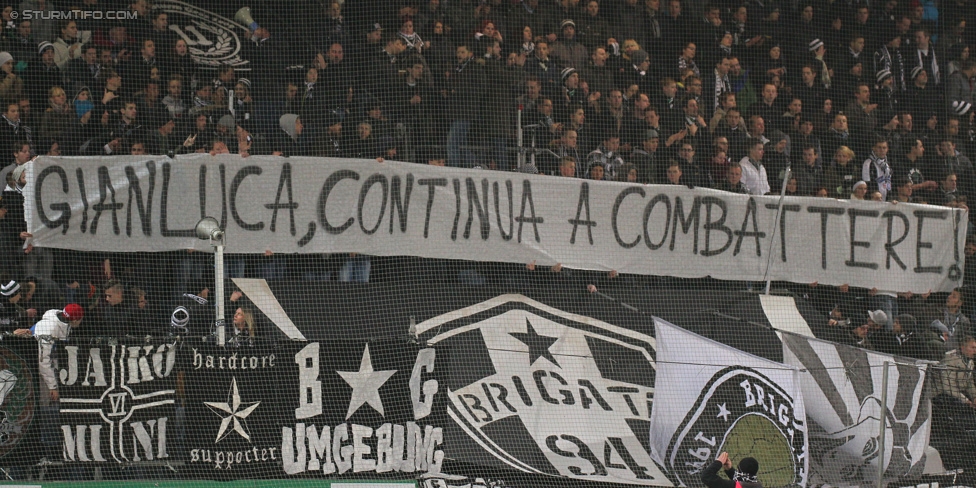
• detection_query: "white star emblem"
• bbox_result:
[205,377,261,443]
[716,403,731,422]
[337,344,397,419]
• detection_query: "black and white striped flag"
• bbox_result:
[781,332,931,486]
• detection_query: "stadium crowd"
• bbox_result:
[0,0,975,474]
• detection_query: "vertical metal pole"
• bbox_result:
[215,242,226,346]
[876,361,890,488]
[530,131,537,167]
[764,167,792,295]
[516,105,524,169]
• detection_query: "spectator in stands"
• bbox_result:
[232,306,256,341]
[53,20,85,70]
[794,65,826,114]
[889,166,919,201]
[551,20,586,70]
[718,163,747,194]
[664,96,706,150]
[752,83,782,126]
[587,160,606,180]
[98,100,144,155]
[933,139,975,202]
[892,137,939,201]
[525,41,559,94]
[618,49,653,95]
[269,113,306,158]
[772,97,802,135]
[0,164,28,277]
[88,279,133,337]
[862,138,892,200]
[763,131,791,189]
[565,104,595,154]
[850,180,868,200]
[911,28,940,87]
[120,39,157,94]
[683,75,704,113]
[38,87,75,149]
[932,335,976,437]
[444,44,483,168]
[557,157,577,178]
[18,276,63,320]
[148,117,179,155]
[673,141,710,188]
[628,129,659,183]
[905,67,941,130]
[846,84,879,155]
[620,92,653,150]
[702,452,761,488]
[946,43,970,78]
[709,91,735,134]
[0,52,24,103]
[675,42,700,79]
[0,100,32,156]
[59,44,101,94]
[822,113,851,166]
[795,145,824,196]
[848,318,875,350]
[874,27,907,92]
[898,314,947,362]
[934,172,962,206]
[164,40,194,87]
[745,114,769,147]
[716,108,748,160]
[947,61,976,116]
[587,133,625,179]
[664,161,683,185]
[581,47,613,100]
[9,20,36,63]
[592,88,623,141]
[739,138,769,195]
[0,280,30,336]
[34,303,84,403]
[160,77,185,119]
[558,68,586,115]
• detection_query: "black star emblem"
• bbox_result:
[509,319,560,367]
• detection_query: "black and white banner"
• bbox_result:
[781,332,931,486]
[649,319,808,488]
[278,340,446,478]
[57,339,178,463]
[23,155,965,292]
[416,295,670,486]
[186,343,284,475]
[0,340,43,466]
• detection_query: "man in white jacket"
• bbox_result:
[739,138,770,195]
[32,304,83,402]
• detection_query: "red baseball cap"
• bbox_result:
[63,304,84,322]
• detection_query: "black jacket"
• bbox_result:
[444,58,484,121]
[701,461,763,488]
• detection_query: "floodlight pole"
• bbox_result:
[196,217,226,346]
[516,105,524,169]
[214,239,226,346]
[764,166,792,295]
[876,360,890,488]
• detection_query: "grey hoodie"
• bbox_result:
[279,113,299,141]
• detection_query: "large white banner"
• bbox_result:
[648,319,808,488]
[781,332,931,486]
[22,154,965,292]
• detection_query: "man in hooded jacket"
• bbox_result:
[702,451,763,488]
